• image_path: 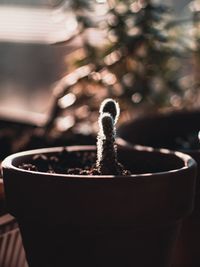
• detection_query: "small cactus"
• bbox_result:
[99,98,120,123]
[96,98,127,175]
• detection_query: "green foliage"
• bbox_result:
[102,0,188,106]
[50,0,198,135]
[68,0,191,108]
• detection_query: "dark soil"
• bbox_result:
[19,148,130,176]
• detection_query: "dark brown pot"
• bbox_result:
[0,178,27,267]
[2,145,197,267]
[118,110,200,266]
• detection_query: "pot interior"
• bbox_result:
[11,147,185,175]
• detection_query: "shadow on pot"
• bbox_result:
[118,109,200,266]
[2,145,196,267]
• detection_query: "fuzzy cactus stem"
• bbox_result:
[96,99,125,175]
[99,98,120,123]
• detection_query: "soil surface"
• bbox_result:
[19,148,130,175]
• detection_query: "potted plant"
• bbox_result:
[118,109,200,266]
[2,100,197,267]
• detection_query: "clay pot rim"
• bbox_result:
[2,145,196,179]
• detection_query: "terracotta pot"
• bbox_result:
[2,145,197,267]
[118,110,200,266]
[0,178,28,267]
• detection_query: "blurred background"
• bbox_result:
[0,0,200,157]
[1,3,200,267]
